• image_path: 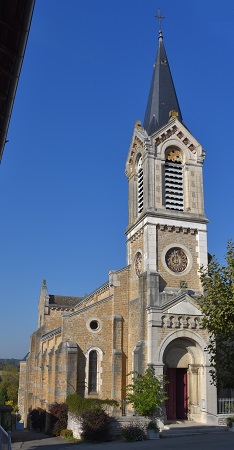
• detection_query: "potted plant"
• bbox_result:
[124,366,167,440]
[227,417,234,431]
[146,420,160,440]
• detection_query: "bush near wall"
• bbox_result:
[48,403,68,436]
[121,422,146,441]
[66,393,118,416]
[66,394,119,442]
[28,408,46,432]
[80,408,112,442]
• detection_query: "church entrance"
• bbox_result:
[162,336,205,422]
[158,333,216,423]
[166,368,188,420]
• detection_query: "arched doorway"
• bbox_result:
[163,337,204,421]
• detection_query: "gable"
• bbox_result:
[163,293,202,316]
[152,118,205,165]
[125,123,148,177]
[167,300,202,316]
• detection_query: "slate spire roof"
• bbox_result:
[143,29,182,135]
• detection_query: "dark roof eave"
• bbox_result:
[49,303,76,309]
[0,0,36,161]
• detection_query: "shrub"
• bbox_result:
[60,429,73,438]
[227,416,234,428]
[29,408,39,430]
[29,408,46,432]
[80,407,112,442]
[66,393,118,417]
[37,410,46,432]
[48,403,68,436]
[121,423,146,441]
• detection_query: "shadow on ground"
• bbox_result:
[11,430,52,443]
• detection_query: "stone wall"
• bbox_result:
[67,412,151,439]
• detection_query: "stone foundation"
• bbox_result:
[67,412,152,440]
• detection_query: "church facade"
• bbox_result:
[18,26,218,425]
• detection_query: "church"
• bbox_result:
[18,21,218,425]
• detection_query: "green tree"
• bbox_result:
[0,359,20,370]
[0,384,8,404]
[199,239,234,389]
[124,366,167,420]
[0,365,19,406]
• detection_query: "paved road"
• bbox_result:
[11,430,234,450]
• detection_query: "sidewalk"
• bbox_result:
[11,430,161,450]
[11,430,62,450]
[10,424,230,450]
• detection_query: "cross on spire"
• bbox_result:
[144,7,182,135]
[156,8,165,30]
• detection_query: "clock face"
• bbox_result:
[135,252,142,276]
[165,247,188,273]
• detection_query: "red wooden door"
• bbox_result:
[176,368,188,419]
[166,368,176,420]
[166,368,188,421]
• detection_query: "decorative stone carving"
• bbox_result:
[135,252,142,276]
[165,247,188,273]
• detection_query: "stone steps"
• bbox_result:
[161,424,228,438]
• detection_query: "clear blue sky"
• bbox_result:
[1,0,234,359]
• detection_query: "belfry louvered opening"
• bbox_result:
[137,156,143,214]
[165,149,184,211]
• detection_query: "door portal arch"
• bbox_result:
[160,333,206,421]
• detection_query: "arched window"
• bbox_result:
[88,350,97,393]
[137,156,143,214]
[164,149,184,211]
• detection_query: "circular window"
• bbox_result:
[165,247,188,273]
[135,251,142,276]
[89,320,99,331]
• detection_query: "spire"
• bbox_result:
[143,18,182,135]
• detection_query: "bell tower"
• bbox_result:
[125,25,208,301]
[124,21,218,424]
